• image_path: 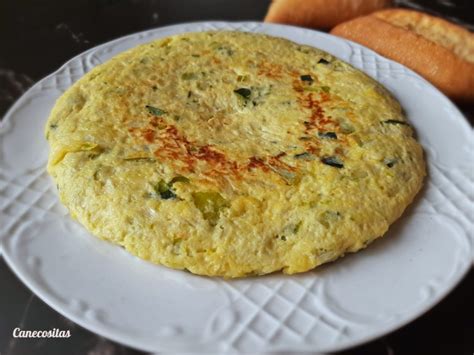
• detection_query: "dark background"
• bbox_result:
[0,1,472,354]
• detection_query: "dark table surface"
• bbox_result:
[0,1,472,354]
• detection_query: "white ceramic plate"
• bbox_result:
[0,22,473,353]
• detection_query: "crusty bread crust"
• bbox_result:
[264,0,391,29]
[331,9,474,102]
[374,9,474,63]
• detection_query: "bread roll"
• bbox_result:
[331,9,474,102]
[264,0,391,29]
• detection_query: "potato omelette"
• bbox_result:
[45,31,425,277]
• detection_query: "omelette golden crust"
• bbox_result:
[46,31,425,277]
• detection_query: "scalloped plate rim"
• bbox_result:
[1,228,471,353]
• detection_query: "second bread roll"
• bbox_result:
[331,9,474,102]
